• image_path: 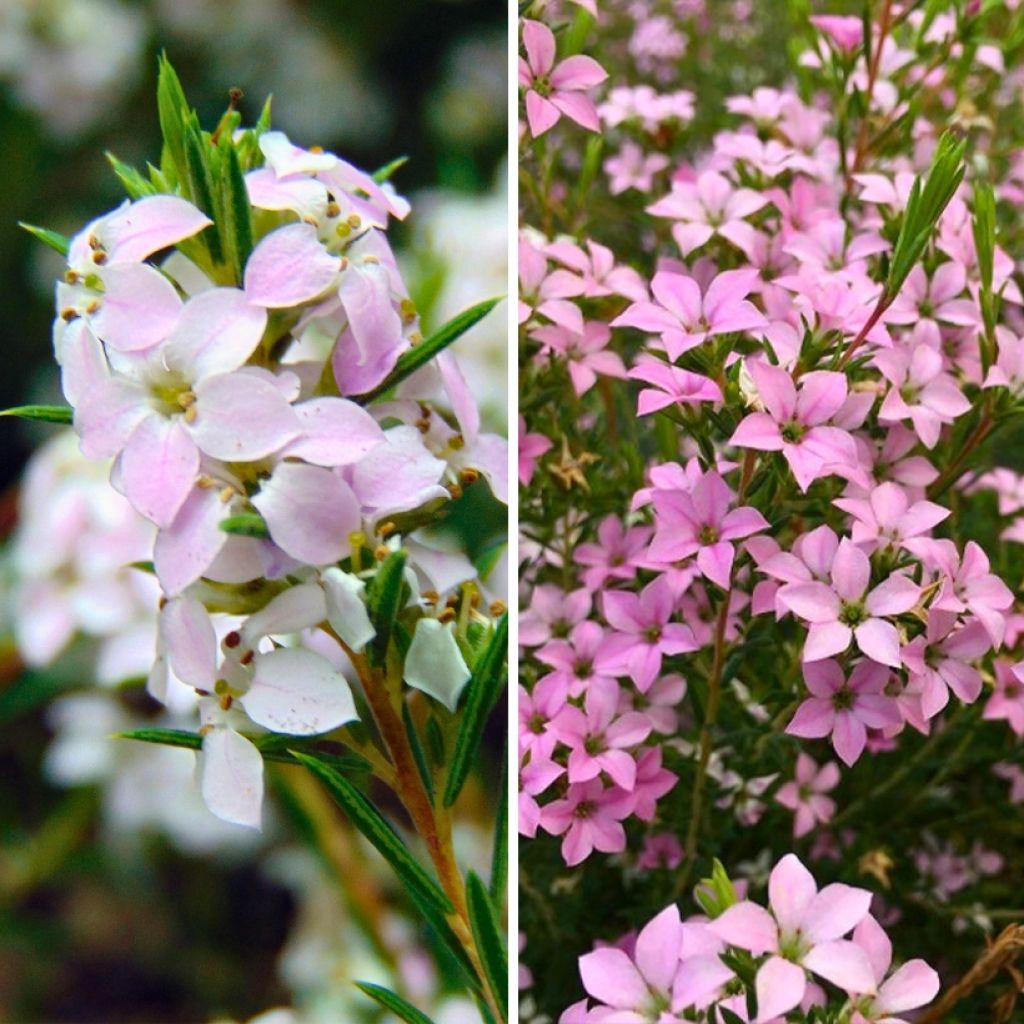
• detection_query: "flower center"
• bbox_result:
[528,713,545,734]
[698,524,719,544]
[781,420,805,443]
[831,686,855,710]
[839,600,867,626]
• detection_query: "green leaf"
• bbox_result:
[106,153,157,199]
[972,180,996,294]
[402,701,435,803]
[466,871,507,1021]
[118,729,370,773]
[443,613,507,807]
[355,982,436,1024]
[156,54,191,188]
[219,512,270,539]
[18,222,70,256]
[366,548,407,664]
[489,754,507,904]
[183,121,223,264]
[0,404,73,424]
[355,298,501,404]
[221,141,254,282]
[372,155,408,183]
[289,749,453,915]
[886,130,966,301]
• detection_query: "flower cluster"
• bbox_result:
[561,854,940,1024]
[520,2,1024,1020]
[42,63,507,832]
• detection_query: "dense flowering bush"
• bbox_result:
[519,2,1024,1022]
[6,59,508,1023]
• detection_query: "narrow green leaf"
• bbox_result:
[222,142,254,282]
[119,729,370,773]
[156,54,191,188]
[355,298,501,404]
[183,121,223,264]
[466,871,507,1020]
[1,404,73,424]
[355,982,436,1024]
[972,180,996,294]
[402,701,435,804]
[289,749,453,915]
[106,153,157,199]
[219,512,270,539]
[18,222,70,256]
[366,549,407,664]
[372,155,408,183]
[489,753,507,904]
[443,613,507,807]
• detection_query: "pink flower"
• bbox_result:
[604,141,670,195]
[544,239,648,301]
[535,620,622,697]
[629,355,723,414]
[574,515,652,589]
[850,915,941,1024]
[518,416,553,485]
[647,467,769,588]
[518,235,585,332]
[810,15,864,52]
[731,359,857,492]
[786,660,901,766]
[887,263,980,346]
[602,575,698,689]
[519,584,591,646]
[709,854,877,1019]
[647,170,768,256]
[519,20,608,137]
[901,610,989,719]
[874,343,971,449]
[539,778,634,865]
[613,268,767,360]
[775,753,840,838]
[550,677,652,789]
[983,660,1024,735]
[578,905,733,1018]
[530,320,627,395]
[637,832,684,870]
[834,481,949,552]
[778,538,920,666]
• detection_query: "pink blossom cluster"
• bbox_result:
[559,853,940,1023]
[53,124,506,829]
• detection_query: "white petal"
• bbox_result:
[200,727,264,829]
[404,618,471,712]
[244,647,359,735]
[321,568,376,652]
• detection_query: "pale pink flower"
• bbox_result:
[648,169,768,256]
[983,660,1024,735]
[519,584,591,647]
[787,660,901,766]
[647,467,769,588]
[810,15,864,52]
[731,359,857,492]
[629,355,723,414]
[574,515,652,589]
[875,343,971,449]
[602,575,698,689]
[519,235,585,332]
[544,239,648,301]
[519,20,608,137]
[518,416,553,485]
[778,538,920,666]
[530,320,627,395]
[901,610,989,719]
[775,753,840,838]
[539,778,634,865]
[709,854,876,1019]
[613,268,767,360]
[834,481,949,553]
[604,141,670,194]
[849,915,941,1024]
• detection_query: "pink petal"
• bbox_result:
[778,582,841,623]
[165,287,268,378]
[854,618,902,668]
[244,223,341,307]
[102,195,212,262]
[253,463,361,565]
[769,854,818,934]
[634,905,683,993]
[526,91,561,137]
[285,397,384,466]
[191,372,301,461]
[804,621,853,661]
[338,261,404,366]
[803,883,873,943]
[708,901,778,955]
[756,955,806,1022]
[153,486,229,595]
[551,92,602,132]
[119,416,198,528]
[731,412,784,451]
[876,960,940,1014]
[92,263,183,352]
[578,948,648,1008]
[551,54,608,90]
[522,19,556,77]
[802,939,876,995]
[160,595,216,690]
[200,728,263,829]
